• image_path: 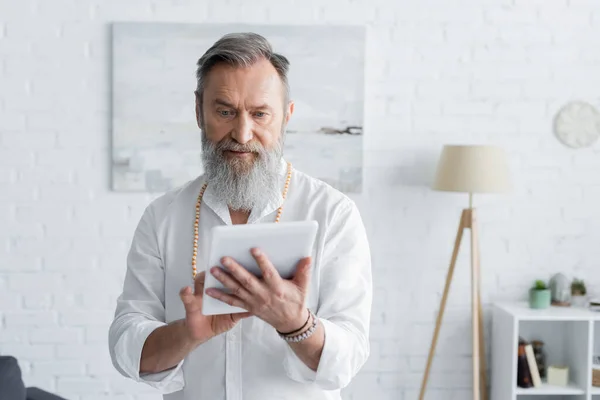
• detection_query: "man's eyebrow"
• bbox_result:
[213,99,273,111]
[252,103,274,111]
[214,98,236,108]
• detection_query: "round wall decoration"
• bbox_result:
[553,101,600,149]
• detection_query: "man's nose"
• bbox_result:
[231,113,253,144]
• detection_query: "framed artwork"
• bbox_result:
[111,22,365,193]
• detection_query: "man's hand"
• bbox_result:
[205,248,312,333]
[179,271,251,343]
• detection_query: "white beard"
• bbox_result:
[200,132,283,212]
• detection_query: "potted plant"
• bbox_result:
[529,279,551,309]
[571,278,587,307]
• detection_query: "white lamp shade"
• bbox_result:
[432,145,511,193]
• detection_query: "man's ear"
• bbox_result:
[285,100,294,125]
[194,90,203,129]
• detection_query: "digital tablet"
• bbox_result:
[201,220,319,316]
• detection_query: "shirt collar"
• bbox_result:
[201,158,290,225]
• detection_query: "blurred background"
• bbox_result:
[2,0,600,399]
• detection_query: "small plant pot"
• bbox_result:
[571,294,588,308]
[530,289,551,309]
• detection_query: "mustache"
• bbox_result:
[216,139,264,153]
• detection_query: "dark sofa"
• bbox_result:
[0,356,67,400]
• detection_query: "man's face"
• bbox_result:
[196,58,294,174]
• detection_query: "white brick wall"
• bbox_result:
[1,0,600,399]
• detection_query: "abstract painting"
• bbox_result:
[111,22,365,193]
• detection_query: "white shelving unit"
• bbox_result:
[491,301,600,400]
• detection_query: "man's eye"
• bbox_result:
[255,112,265,118]
[219,110,233,117]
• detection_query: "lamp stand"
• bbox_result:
[418,194,487,400]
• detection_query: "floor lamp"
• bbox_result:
[418,145,511,400]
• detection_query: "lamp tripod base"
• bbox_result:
[418,207,487,400]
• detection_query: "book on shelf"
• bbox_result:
[517,337,542,389]
[525,343,542,387]
[589,298,600,311]
[517,339,533,388]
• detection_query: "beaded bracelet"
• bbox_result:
[278,310,319,343]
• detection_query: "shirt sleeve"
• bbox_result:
[283,198,373,390]
[108,203,185,394]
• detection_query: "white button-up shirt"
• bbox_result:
[108,159,373,400]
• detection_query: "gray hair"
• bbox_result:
[195,32,291,120]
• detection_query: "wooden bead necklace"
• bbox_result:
[192,161,293,280]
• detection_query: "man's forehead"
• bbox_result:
[204,61,283,94]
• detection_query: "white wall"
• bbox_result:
[2,0,600,399]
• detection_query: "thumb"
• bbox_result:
[230,312,252,324]
[292,257,312,290]
[194,271,206,295]
[179,285,201,314]
[179,271,206,314]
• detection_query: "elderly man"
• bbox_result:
[108,32,372,400]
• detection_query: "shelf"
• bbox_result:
[495,301,600,321]
[515,381,585,395]
[591,386,600,394]
[491,302,594,400]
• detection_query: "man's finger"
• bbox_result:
[210,266,252,302]
[205,288,247,310]
[179,271,206,315]
[179,286,201,313]
[292,256,312,290]
[194,271,206,296]
[250,248,282,287]
[221,256,262,293]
